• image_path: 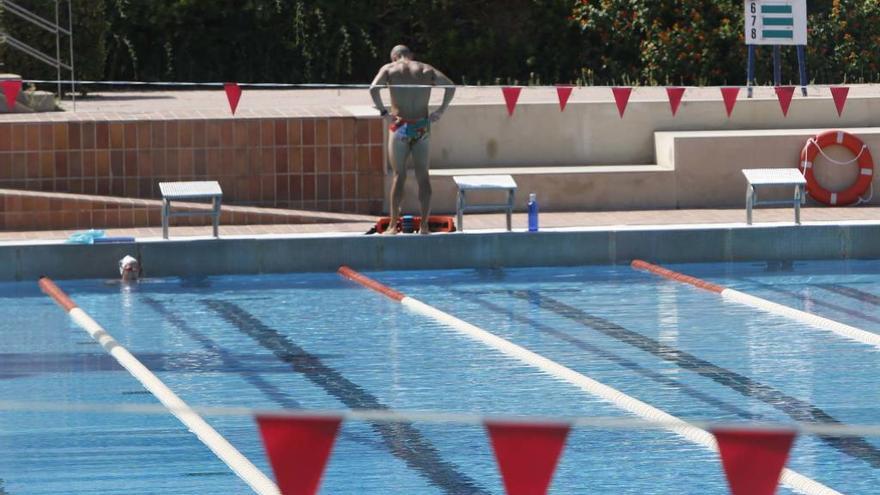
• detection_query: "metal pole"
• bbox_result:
[773,45,782,86]
[747,45,756,98]
[797,45,808,96]
[55,0,61,99]
[67,0,75,111]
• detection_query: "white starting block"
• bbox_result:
[742,168,806,225]
[453,175,517,232]
[159,181,223,239]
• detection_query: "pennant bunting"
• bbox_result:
[720,87,740,117]
[666,87,686,116]
[2,79,22,112]
[774,86,795,117]
[555,85,573,112]
[611,87,632,118]
[256,415,342,495]
[713,428,796,495]
[502,87,522,116]
[486,421,571,495]
[224,82,242,115]
[830,86,850,117]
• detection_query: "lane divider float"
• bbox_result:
[39,277,280,495]
[337,266,840,495]
[631,260,880,350]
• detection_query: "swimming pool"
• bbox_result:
[1,260,879,494]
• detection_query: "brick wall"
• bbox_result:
[0,116,386,215]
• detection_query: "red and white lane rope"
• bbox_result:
[38,277,279,495]
[336,266,840,495]
[631,260,880,350]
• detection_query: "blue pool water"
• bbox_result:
[1,260,879,494]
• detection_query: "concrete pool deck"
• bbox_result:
[2,205,879,281]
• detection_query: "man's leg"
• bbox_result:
[411,138,432,234]
[385,133,410,235]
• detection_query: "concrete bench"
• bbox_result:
[453,175,517,232]
[742,168,806,225]
[159,181,223,239]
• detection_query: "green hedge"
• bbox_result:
[1,1,878,87]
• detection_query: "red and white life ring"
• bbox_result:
[799,130,873,206]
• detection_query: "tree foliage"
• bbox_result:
[1,1,879,87]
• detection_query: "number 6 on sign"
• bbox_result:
[744,0,807,46]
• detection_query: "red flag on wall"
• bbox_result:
[612,87,632,118]
[502,87,522,116]
[774,86,795,117]
[556,85,574,112]
[486,421,571,495]
[666,87,685,116]
[224,82,242,115]
[830,86,850,117]
[2,80,22,112]
[720,87,740,117]
[712,428,796,495]
[256,415,342,495]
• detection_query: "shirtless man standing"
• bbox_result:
[370,45,455,234]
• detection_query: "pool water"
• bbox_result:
[1,260,879,494]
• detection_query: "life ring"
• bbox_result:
[799,130,873,206]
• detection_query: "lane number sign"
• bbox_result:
[745,0,807,45]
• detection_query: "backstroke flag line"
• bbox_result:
[486,421,571,495]
[502,87,522,116]
[225,82,242,115]
[721,87,740,117]
[2,80,22,112]
[666,87,685,116]
[775,86,795,117]
[556,85,573,112]
[830,86,850,117]
[256,415,342,495]
[612,87,632,118]
[713,428,796,495]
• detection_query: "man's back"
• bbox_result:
[385,60,435,120]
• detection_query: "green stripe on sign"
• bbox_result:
[762,5,793,14]
[763,30,794,39]
[763,17,794,26]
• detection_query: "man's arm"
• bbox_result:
[429,67,455,122]
[369,65,390,116]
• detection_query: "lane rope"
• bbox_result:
[336,266,841,495]
[631,260,880,350]
[38,276,280,495]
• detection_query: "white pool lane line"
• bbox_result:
[38,277,280,495]
[336,266,841,495]
[631,260,880,351]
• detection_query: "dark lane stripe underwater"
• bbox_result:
[510,290,880,469]
[203,299,490,495]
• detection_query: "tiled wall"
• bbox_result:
[0,117,386,215]
[0,189,365,230]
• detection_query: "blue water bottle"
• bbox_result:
[401,215,414,233]
[527,193,539,232]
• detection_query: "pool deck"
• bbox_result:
[1,205,880,241]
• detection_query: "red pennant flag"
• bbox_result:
[555,85,573,112]
[612,87,632,118]
[224,82,242,115]
[721,87,740,117]
[830,86,850,117]
[2,80,22,112]
[775,86,795,117]
[713,428,796,495]
[486,421,570,495]
[666,87,685,116]
[502,87,522,116]
[257,415,342,495]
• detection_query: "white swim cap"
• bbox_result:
[119,255,139,275]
